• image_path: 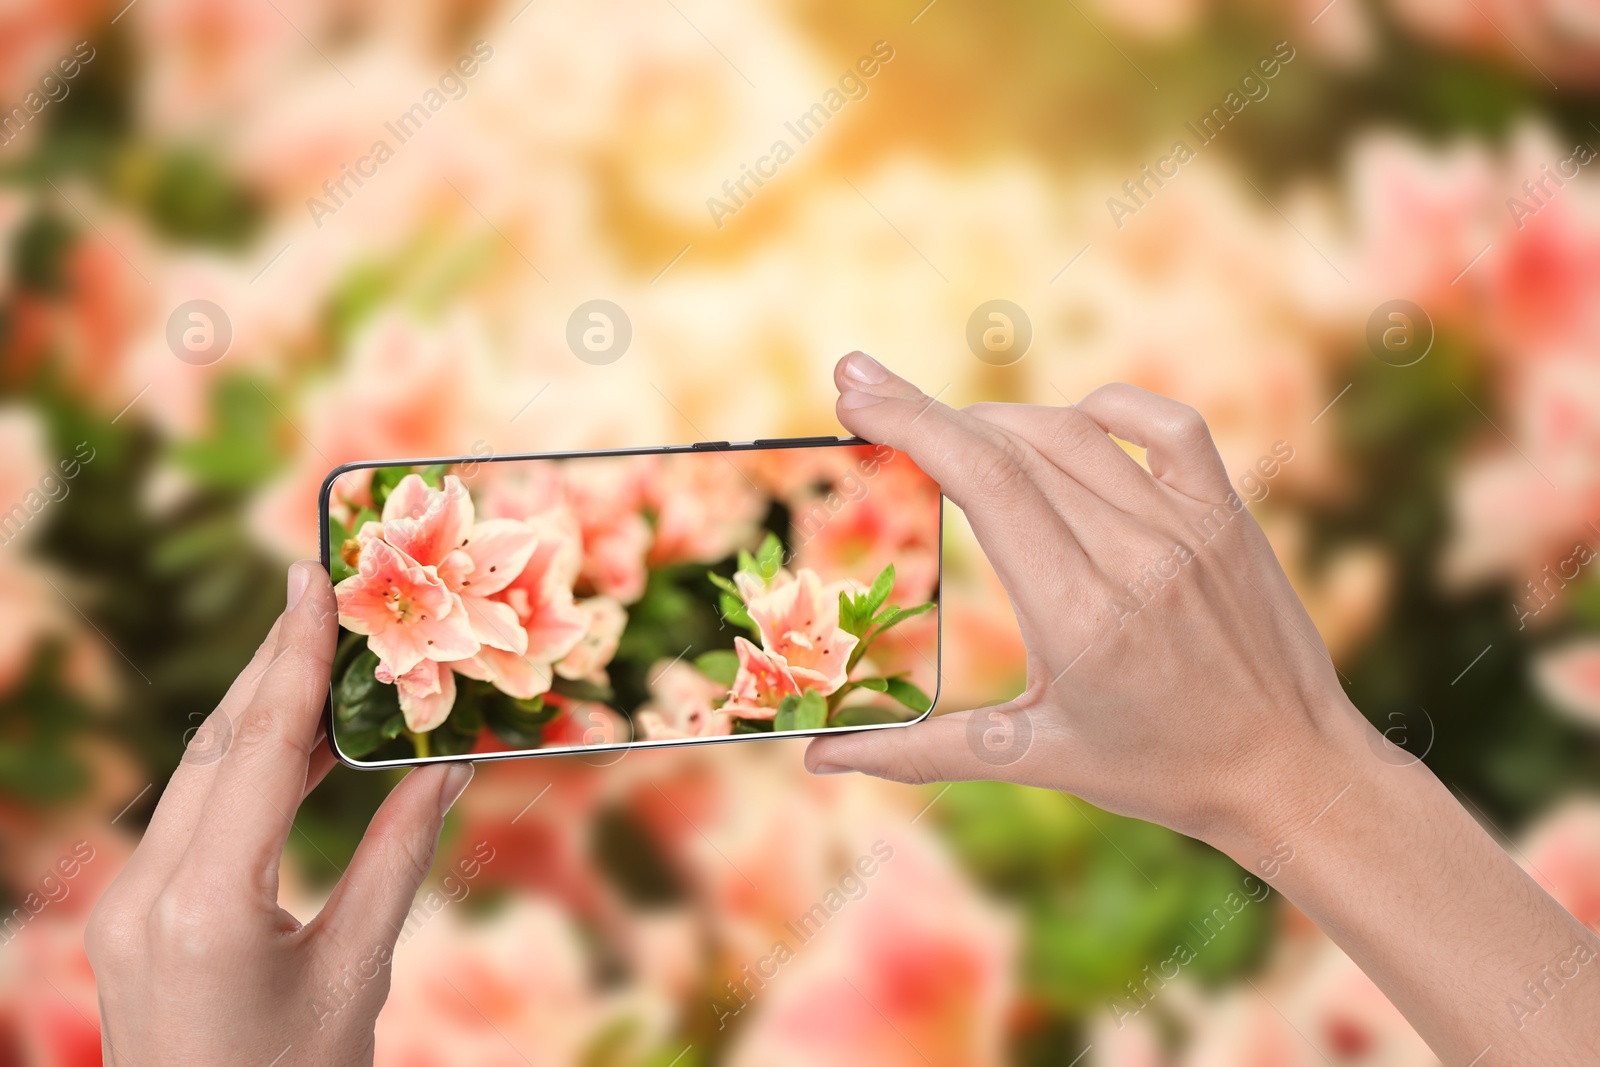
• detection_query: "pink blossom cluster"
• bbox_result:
[636,568,862,740]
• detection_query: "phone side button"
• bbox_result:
[691,440,731,450]
[751,436,843,447]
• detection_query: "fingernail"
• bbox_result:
[810,763,856,776]
[439,761,475,815]
[838,391,885,409]
[287,561,311,609]
[843,351,890,385]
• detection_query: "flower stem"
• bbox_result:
[411,729,430,759]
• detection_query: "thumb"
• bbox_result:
[310,762,474,952]
[804,702,1038,785]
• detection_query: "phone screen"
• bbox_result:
[320,440,941,765]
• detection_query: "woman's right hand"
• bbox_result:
[806,351,1360,851]
[806,353,1600,1067]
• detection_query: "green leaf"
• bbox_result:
[335,723,388,758]
[334,650,398,725]
[328,516,357,582]
[428,725,478,756]
[774,689,827,732]
[863,563,896,616]
[719,592,756,633]
[830,704,905,727]
[865,601,936,644]
[380,712,407,739]
[852,676,889,691]
[839,590,872,638]
[694,649,740,687]
[331,649,404,756]
[755,531,785,580]
[369,466,413,511]
[418,464,449,488]
[706,571,741,597]
[480,686,558,749]
[168,376,285,489]
[883,678,932,713]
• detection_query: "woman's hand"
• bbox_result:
[807,353,1600,1067]
[806,351,1356,848]
[84,562,473,1067]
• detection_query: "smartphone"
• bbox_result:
[319,437,942,767]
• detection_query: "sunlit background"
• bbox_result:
[4,0,1600,1063]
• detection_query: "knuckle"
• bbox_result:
[968,440,1029,498]
[148,883,224,958]
[84,896,142,970]
[1045,407,1105,458]
[1165,404,1212,444]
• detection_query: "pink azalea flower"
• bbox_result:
[453,511,588,701]
[721,635,801,721]
[374,658,457,733]
[334,538,479,677]
[374,474,539,656]
[634,660,732,740]
[554,596,628,685]
[743,568,858,696]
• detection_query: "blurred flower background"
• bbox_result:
[2,0,1599,1063]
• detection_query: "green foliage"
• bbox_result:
[774,689,827,731]
[369,466,413,512]
[881,677,932,713]
[735,531,785,586]
[333,649,403,758]
[168,376,287,489]
[693,649,740,687]
[475,683,559,750]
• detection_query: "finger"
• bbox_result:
[963,401,1165,515]
[833,353,1085,587]
[308,762,473,952]
[805,701,1047,787]
[1073,384,1234,503]
[110,614,287,900]
[176,561,339,893]
[302,738,337,802]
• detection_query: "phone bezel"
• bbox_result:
[318,436,943,769]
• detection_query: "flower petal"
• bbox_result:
[461,518,539,596]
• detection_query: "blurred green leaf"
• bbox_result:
[369,467,413,512]
[774,689,826,731]
[480,684,557,749]
[694,649,739,687]
[168,376,285,489]
[882,678,931,713]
